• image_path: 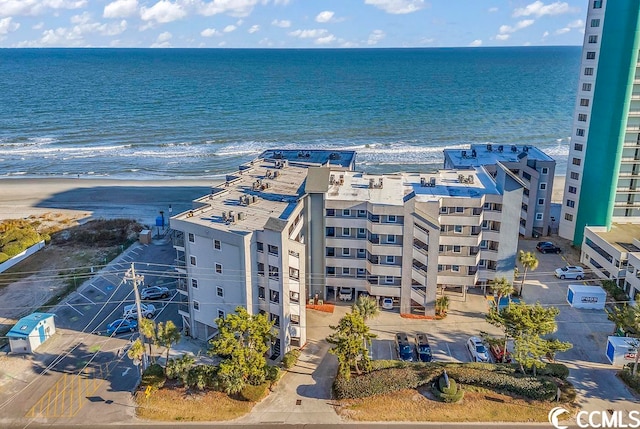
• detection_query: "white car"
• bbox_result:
[382,297,394,310]
[467,337,490,362]
[123,303,156,319]
[555,265,585,280]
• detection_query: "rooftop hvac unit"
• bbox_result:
[498,145,504,152]
[471,149,477,158]
[458,174,465,183]
[467,175,474,184]
[274,171,279,178]
[222,211,228,221]
[429,177,436,187]
[237,212,244,221]
[511,145,518,152]
[329,175,335,185]
[252,195,258,204]
[487,144,492,151]
[369,178,375,189]
[378,178,383,189]
[266,170,272,178]
[420,177,427,187]
[462,150,467,158]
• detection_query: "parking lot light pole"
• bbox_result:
[125,263,148,370]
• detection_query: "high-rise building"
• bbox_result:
[560,0,640,246]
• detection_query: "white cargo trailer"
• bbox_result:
[566,284,606,310]
[606,336,639,366]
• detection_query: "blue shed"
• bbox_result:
[7,313,56,354]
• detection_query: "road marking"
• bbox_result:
[66,303,83,316]
[89,284,103,294]
[79,293,95,305]
[122,367,131,377]
[445,343,452,358]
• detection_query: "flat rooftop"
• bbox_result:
[587,223,640,253]
[324,167,499,204]
[260,149,356,169]
[444,143,554,168]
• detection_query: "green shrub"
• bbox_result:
[333,366,426,399]
[538,363,570,380]
[186,364,218,390]
[619,368,640,394]
[434,376,464,403]
[265,365,281,382]
[141,363,165,390]
[282,349,301,369]
[0,252,8,263]
[240,382,269,402]
[370,360,405,371]
[166,354,195,384]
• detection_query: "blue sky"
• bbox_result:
[0,0,589,48]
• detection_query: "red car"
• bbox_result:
[490,344,512,363]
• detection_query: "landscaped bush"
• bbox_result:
[166,354,195,385]
[602,280,629,302]
[619,367,640,394]
[240,382,270,402]
[187,364,218,390]
[333,366,426,399]
[282,349,301,369]
[537,363,570,380]
[265,365,281,382]
[141,363,166,390]
[369,359,406,371]
[434,376,464,403]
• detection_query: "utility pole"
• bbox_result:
[125,263,147,370]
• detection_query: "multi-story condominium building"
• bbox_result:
[172,149,524,357]
[444,143,556,237]
[623,246,640,302]
[171,149,355,359]
[560,0,640,246]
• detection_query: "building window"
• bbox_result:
[342,247,350,256]
[257,241,264,252]
[191,279,198,289]
[385,276,394,284]
[218,310,225,319]
[358,209,367,217]
[217,287,224,297]
[268,265,279,278]
[453,245,461,253]
[440,206,448,214]
[539,183,547,190]
[270,290,280,303]
[386,255,395,264]
[584,67,594,75]
[578,113,587,122]
[214,239,221,250]
[387,234,396,243]
[580,98,590,107]
[593,0,602,8]
[257,262,265,276]
[482,220,489,229]
[357,267,366,277]
[290,291,299,302]
[538,198,545,205]
[455,206,464,213]
[357,228,366,238]
[326,247,335,257]
[591,18,600,27]
[535,213,543,221]
[188,233,195,243]
[452,265,460,272]
[193,300,200,311]
[342,267,350,275]
[342,227,350,237]
[258,286,265,299]
[326,227,335,237]
[289,267,299,280]
[326,209,335,217]
[342,209,350,217]
[270,313,280,327]
[541,167,548,175]
[454,225,463,234]
[582,83,592,91]
[216,263,222,274]
[567,199,575,208]
[576,128,585,137]
[326,266,335,276]
[588,36,597,44]
[586,52,596,60]
[570,171,580,180]
[268,244,279,256]
[388,215,397,223]
[572,158,581,166]
[569,186,577,194]
[574,143,583,152]
[190,256,196,266]
[565,213,574,221]
[357,248,366,258]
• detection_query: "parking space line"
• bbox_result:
[89,284,103,294]
[78,293,95,305]
[66,303,84,316]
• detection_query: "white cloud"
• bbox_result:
[157,30,171,42]
[104,0,138,18]
[555,27,570,35]
[0,17,20,36]
[469,39,482,47]
[315,34,335,44]
[200,27,220,37]
[151,30,171,47]
[196,0,262,18]
[567,19,583,28]
[513,1,578,18]
[367,29,385,45]
[289,28,328,39]
[271,19,291,28]
[32,21,44,30]
[247,24,259,33]
[140,1,186,24]
[542,30,549,37]
[223,24,236,33]
[495,34,510,40]
[258,37,272,46]
[498,19,534,34]
[0,0,87,17]
[315,10,334,23]
[364,0,426,15]
[488,7,498,13]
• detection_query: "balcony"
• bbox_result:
[413,238,428,254]
[173,231,185,248]
[412,260,428,276]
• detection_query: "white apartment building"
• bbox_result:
[623,250,640,303]
[444,143,556,237]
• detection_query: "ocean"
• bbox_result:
[0,47,581,179]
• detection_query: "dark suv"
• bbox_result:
[415,333,432,362]
[395,332,414,361]
[536,241,561,254]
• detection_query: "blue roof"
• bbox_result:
[7,313,55,338]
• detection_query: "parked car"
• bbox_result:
[140,286,170,300]
[123,303,156,319]
[536,241,561,254]
[339,287,353,301]
[382,297,394,310]
[467,336,490,362]
[396,332,414,361]
[106,318,138,336]
[554,265,585,280]
[415,333,433,362]
[490,343,512,363]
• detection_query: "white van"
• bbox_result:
[123,303,156,319]
[339,287,353,301]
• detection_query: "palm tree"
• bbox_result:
[491,277,515,309]
[139,318,157,362]
[352,296,380,322]
[436,295,450,316]
[517,250,539,297]
[157,320,182,370]
[127,339,145,377]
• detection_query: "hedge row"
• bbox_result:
[619,367,640,394]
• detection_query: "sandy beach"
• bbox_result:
[0,177,216,226]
